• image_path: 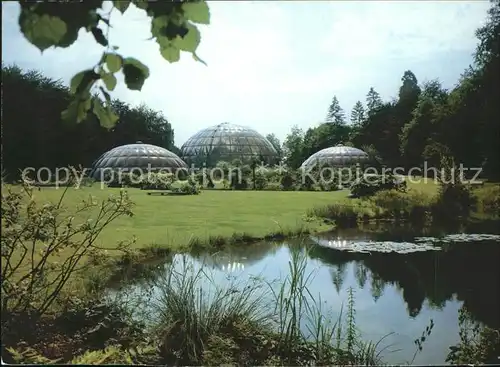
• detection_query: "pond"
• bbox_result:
[110,222,500,365]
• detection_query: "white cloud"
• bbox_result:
[1,1,491,146]
[321,1,488,60]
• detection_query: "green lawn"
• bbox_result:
[28,179,438,251]
[32,188,338,249]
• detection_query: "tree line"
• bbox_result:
[1,64,179,181]
[282,0,499,179]
[2,0,498,181]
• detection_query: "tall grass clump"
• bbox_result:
[267,245,388,365]
[270,246,315,350]
[149,256,272,365]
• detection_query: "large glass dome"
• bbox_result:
[90,142,188,179]
[180,122,279,165]
[301,145,369,168]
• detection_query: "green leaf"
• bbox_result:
[113,0,131,14]
[57,28,79,48]
[79,96,92,122]
[174,23,200,52]
[19,12,68,51]
[100,72,117,91]
[105,53,122,73]
[182,1,210,25]
[151,15,169,39]
[122,58,150,91]
[160,45,181,63]
[70,70,100,95]
[61,101,79,123]
[62,95,92,124]
[91,26,108,46]
[92,98,119,129]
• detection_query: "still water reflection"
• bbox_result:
[113,224,500,365]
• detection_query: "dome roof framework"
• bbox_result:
[90,142,188,179]
[180,122,279,165]
[301,145,369,168]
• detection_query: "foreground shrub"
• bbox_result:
[1,175,133,319]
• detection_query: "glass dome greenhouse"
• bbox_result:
[180,122,279,165]
[90,142,188,179]
[301,145,369,168]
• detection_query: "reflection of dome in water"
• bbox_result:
[198,256,247,273]
[195,242,275,272]
[180,122,279,165]
[301,145,369,168]
[90,142,188,179]
[310,232,371,249]
[221,262,245,273]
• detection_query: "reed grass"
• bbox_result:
[143,243,390,365]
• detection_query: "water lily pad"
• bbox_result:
[311,237,441,254]
[414,233,500,244]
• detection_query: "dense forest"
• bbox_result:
[2,0,499,181]
[1,65,179,180]
[282,0,499,179]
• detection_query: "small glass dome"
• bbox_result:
[90,142,188,179]
[301,145,369,168]
[180,122,279,165]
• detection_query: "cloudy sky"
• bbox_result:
[1,1,491,147]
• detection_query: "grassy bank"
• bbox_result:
[28,187,341,249]
[15,179,438,250]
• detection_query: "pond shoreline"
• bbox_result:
[103,216,500,289]
[107,216,499,278]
